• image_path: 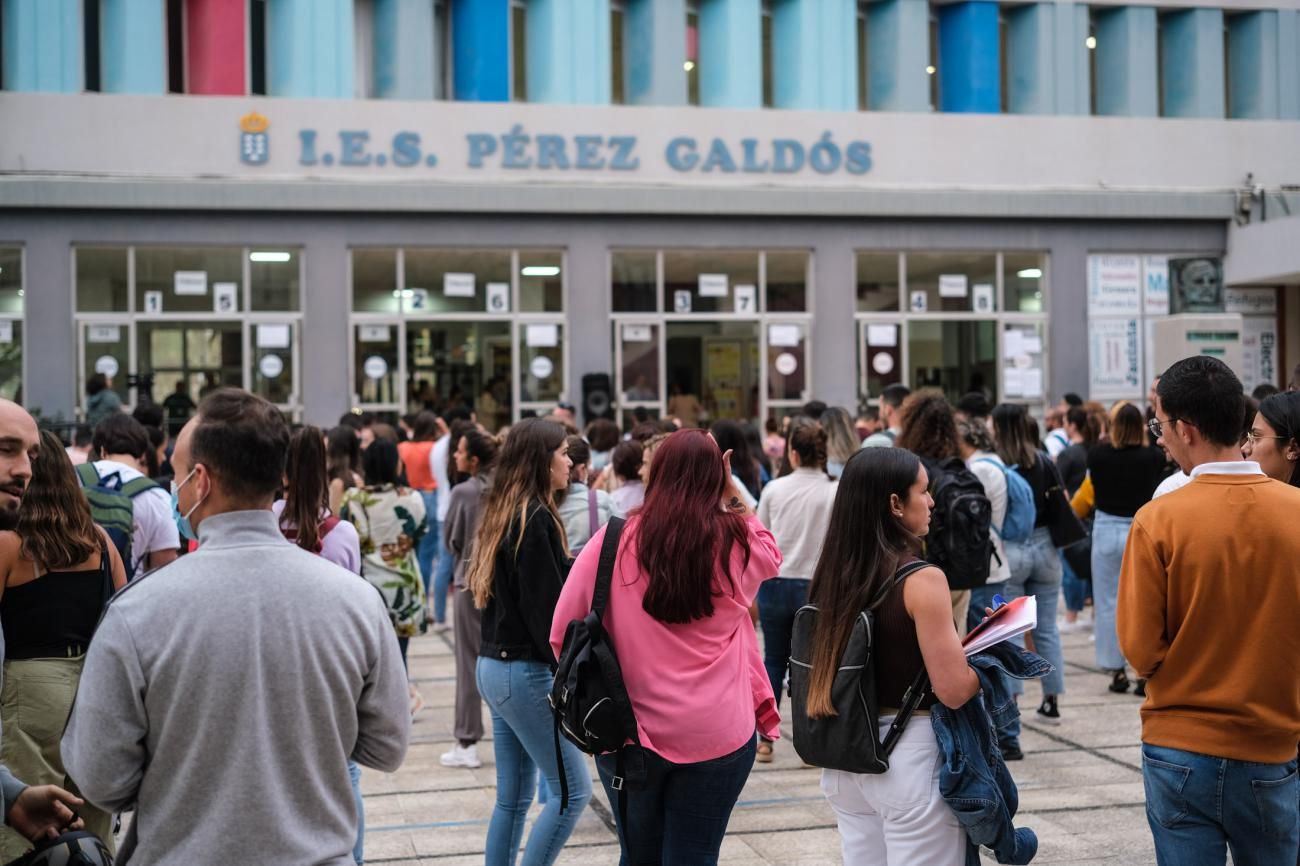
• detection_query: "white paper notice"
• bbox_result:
[174,271,208,296]
[769,325,801,347]
[408,288,430,311]
[1021,369,1044,397]
[938,274,969,298]
[698,274,729,297]
[486,282,510,313]
[674,290,693,313]
[256,324,291,349]
[1004,369,1025,397]
[1003,330,1025,359]
[443,273,476,297]
[213,282,238,314]
[1022,335,1043,355]
[358,325,391,343]
[866,324,898,348]
[733,285,756,313]
[973,283,994,313]
[909,291,928,313]
[0,321,12,344]
[623,324,652,343]
[143,291,164,314]
[88,325,121,343]
[525,324,559,348]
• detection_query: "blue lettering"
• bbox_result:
[392,131,421,167]
[845,141,872,175]
[741,139,769,173]
[298,129,318,166]
[501,125,532,169]
[574,135,606,170]
[700,138,738,173]
[607,136,640,170]
[665,137,699,171]
[467,133,497,168]
[536,135,570,169]
[339,131,372,166]
[771,139,805,173]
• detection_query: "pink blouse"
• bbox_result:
[549,514,783,764]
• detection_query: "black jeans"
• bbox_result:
[596,736,757,866]
[757,577,810,724]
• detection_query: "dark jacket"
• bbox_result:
[931,641,1052,866]
[479,501,571,666]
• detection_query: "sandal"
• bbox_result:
[756,739,774,764]
[1108,670,1130,694]
[408,683,426,717]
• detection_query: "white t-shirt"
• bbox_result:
[1044,428,1070,459]
[756,468,838,579]
[966,451,1012,586]
[91,460,180,574]
[430,434,451,523]
[1153,471,1193,498]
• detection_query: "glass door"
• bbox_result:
[858,318,905,405]
[353,320,403,411]
[613,319,663,429]
[136,320,244,407]
[249,320,300,416]
[81,321,134,413]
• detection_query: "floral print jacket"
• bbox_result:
[340,484,429,638]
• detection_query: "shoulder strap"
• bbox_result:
[880,557,934,755]
[972,457,1004,472]
[120,476,160,498]
[590,516,626,621]
[893,559,930,584]
[98,540,115,611]
[76,463,100,488]
[587,487,599,537]
[319,515,341,538]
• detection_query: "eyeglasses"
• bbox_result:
[1244,430,1289,445]
[1146,417,1178,439]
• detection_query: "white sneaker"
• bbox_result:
[440,744,482,768]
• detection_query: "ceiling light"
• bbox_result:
[684,61,696,72]
[1085,36,1097,49]
[249,251,291,263]
[521,266,561,277]
[391,289,415,298]
[1017,268,1043,279]
[926,65,936,75]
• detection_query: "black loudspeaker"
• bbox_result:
[582,373,615,424]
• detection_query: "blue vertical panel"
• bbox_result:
[451,0,509,101]
[866,0,929,112]
[101,0,166,93]
[1228,11,1279,119]
[373,0,436,99]
[698,0,761,108]
[268,0,354,98]
[624,0,686,105]
[937,1,1000,112]
[770,0,855,110]
[527,0,611,103]
[1094,6,1158,116]
[1006,4,1051,114]
[1279,11,1299,120]
[1059,4,1090,114]
[1,0,82,92]
[1160,9,1223,117]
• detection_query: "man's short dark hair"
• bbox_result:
[956,391,991,419]
[1062,393,1083,408]
[801,400,827,420]
[337,412,363,430]
[93,414,151,461]
[1252,383,1280,401]
[73,425,92,448]
[881,384,911,410]
[442,406,473,426]
[132,404,164,429]
[611,440,644,481]
[1156,356,1245,449]
[192,388,289,503]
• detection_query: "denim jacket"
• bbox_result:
[931,642,1053,866]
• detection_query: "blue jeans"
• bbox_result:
[596,736,756,865]
[416,491,438,593]
[756,577,810,723]
[476,657,593,866]
[1142,743,1298,866]
[968,581,1006,623]
[431,518,455,624]
[348,760,364,865]
[1002,527,1065,697]
[1060,552,1088,613]
[1090,511,1131,672]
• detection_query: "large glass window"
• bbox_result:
[352,249,399,313]
[519,322,564,405]
[857,252,901,312]
[908,320,998,403]
[135,247,243,314]
[355,323,401,406]
[518,250,564,313]
[250,249,301,312]
[404,249,512,315]
[1003,252,1046,312]
[0,248,22,402]
[407,321,513,430]
[765,251,808,313]
[905,251,997,314]
[612,251,657,312]
[663,251,759,315]
[75,248,129,312]
[137,322,244,405]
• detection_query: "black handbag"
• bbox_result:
[1040,453,1087,549]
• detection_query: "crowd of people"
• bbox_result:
[0,357,1286,864]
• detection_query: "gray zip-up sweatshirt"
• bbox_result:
[62,510,410,865]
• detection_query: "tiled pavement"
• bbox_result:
[361,619,1157,865]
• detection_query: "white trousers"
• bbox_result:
[820,717,965,865]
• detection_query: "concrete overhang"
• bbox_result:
[1225,215,1300,286]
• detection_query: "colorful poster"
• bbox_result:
[1240,316,1279,391]
[1088,255,1141,316]
[1089,317,1142,398]
[1142,256,1169,315]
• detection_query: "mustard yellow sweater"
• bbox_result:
[1118,473,1300,763]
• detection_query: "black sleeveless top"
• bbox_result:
[2,542,111,660]
[874,556,938,711]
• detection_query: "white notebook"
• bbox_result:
[963,595,1037,657]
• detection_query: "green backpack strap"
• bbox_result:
[76,463,101,488]
[120,476,160,498]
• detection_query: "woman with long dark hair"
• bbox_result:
[439,428,498,772]
[991,403,1066,742]
[710,419,760,506]
[1243,391,1300,488]
[326,425,364,516]
[806,447,976,865]
[550,429,782,863]
[467,418,589,866]
[274,425,366,865]
[0,430,127,860]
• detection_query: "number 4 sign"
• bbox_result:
[734,285,756,313]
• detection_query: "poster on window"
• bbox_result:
[1240,317,1279,391]
[1087,255,1141,316]
[1089,318,1142,398]
[1142,256,1170,316]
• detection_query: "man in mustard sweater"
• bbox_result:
[1119,356,1300,866]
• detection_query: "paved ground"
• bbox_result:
[361,615,1158,865]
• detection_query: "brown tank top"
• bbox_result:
[874,556,937,711]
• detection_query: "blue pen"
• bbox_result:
[990,594,1008,610]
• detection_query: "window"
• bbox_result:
[905,251,997,313]
[75,248,129,312]
[762,2,773,108]
[908,320,997,403]
[612,251,657,312]
[512,0,527,101]
[135,248,243,315]
[0,248,22,402]
[167,0,185,93]
[249,0,267,95]
[250,249,301,311]
[765,251,808,312]
[857,252,901,312]
[403,249,512,314]
[518,250,564,313]
[1003,252,1046,312]
[857,4,869,110]
[84,0,101,92]
[687,11,700,105]
[611,4,625,104]
[663,251,759,315]
[351,249,399,313]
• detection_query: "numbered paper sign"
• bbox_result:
[143,291,164,314]
[734,284,756,313]
[674,290,693,314]
[94,355,120,378]
[973,284,994,313]
[259,354,285,379]
[363,355,389,381]
[213,282,238,314]
[909,291,928,313]
[486,282,510,313]
[408,288,430,311]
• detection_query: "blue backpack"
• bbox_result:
[975,457,1035,544]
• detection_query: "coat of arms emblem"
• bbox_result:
[240,112,269,165]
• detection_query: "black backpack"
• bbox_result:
[789,560,932,773]
[922,456,994,591]
[550,517,645,820]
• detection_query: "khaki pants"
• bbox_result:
[0,657,115,861]
[452,588,484,744]
[950,590,971,639]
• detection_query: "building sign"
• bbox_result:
[1089,317,1142,399]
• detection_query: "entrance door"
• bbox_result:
[858,319,906,406]
[613,320,662,429]
[664,321,758,426]
[137,321,243,407]
[404,320,513,430]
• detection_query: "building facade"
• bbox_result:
[1,0,1298,429]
